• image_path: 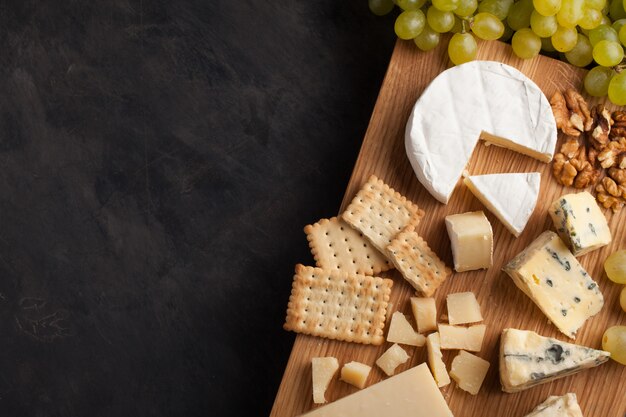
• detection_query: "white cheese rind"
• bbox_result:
[549,191,611,256]
[299,364,454,417]
[524,393,584,417]
[464,172,540,237]
[405,61,556,204]
[503,231,603,339]
[499,328,610,393]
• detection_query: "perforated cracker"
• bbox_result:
[304,217,392,276]
[284,264,393,345]
[387,226,451,297]
[342,175,424,255]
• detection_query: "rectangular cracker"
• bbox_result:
[342,175,424,255]
[304,217,392,276]
[284,264,393,345]
[386,226,451,297]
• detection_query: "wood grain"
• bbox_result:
[270,38,626,417]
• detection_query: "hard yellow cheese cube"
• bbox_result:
[438,324,486,352]
[447,292,483,325]
[376,343,410,376]
[426,332,450,387]
[445,211,493,272]
[450,350,490,395]
[340,361,371,389]
[387,311,426,346]
[410,297,437,333]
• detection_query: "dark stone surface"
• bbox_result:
[0,1,396,415]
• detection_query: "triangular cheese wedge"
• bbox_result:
[499,328,610,393]
[524,393,584,417]
[464,172,540,237]
[405,61,556,204]
[386,312,425,346]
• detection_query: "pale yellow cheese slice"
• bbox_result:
[426,332,451,387]
[387,312,426,346]
[376,343,410,376]
[311,357,339,404]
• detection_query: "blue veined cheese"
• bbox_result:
[523,393,584,417]
[499,328,610,393]
[503,231,603,339]
[549,191,611,257]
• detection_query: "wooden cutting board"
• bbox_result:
[270,37,626,417]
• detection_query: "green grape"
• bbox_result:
[551,25,579,51]
[621,286,626,312]
[448,32,477,64]
[620,24,626,44]
[531,11,559,36]
[592,39,624,66]
[586,0,607,8]
[533,0,562,16]
[602,326,626,365]
[512,28,542,58]
[414,24,441,50]
[432,0,459,11]
[427,6,456,32]
[589,24,620,45]
[613,18,626,33]
[395,10,426,39]
[565,34,594,65]
[601,14,613,24]
[605,250,626,283]
[584,65,614,95]
[369,0,396,15]
[500,23,515,40]
[472,12,505,39]
[609,71,626,104]
[507,0,534,30]
[455,0,478,16]
[610,0,626,20]
[541,36,558,50]
[579,7,603,28]
[479,0,514,20]
[557,0,584,27]
[397,0,427,10]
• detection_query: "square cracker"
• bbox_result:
[387,226,451,297]
[304,217,392,276]
[342,175,424,255]
[284,264,393,345]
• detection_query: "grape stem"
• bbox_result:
[614,60,626,74]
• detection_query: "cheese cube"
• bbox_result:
[299,364,454,417]
[410,297,437,333]
[376,343,410,376]
[340,361,371,389]
[447,292,483,325]
[503,230,604,339]
[549,191,611,256]
[387,311,426,346]
[449,350,490,395]
[445,211,493,272]
[438,324,486,351]
[311,357,339,404]
[426,332,450,387]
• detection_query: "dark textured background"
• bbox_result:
[0,1,396,416]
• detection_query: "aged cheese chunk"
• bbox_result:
[503,230,604,339]
[340,361,372,389]
[447,292,483,325]
[524,393,584,417]
[410,297,437,333]
[426,332,451,387]
[299,363,454,417]
[387,311,426,346]
[499,328,610,393]
[549,191,611,257]
[405,61,556,204]
[312,357,339,404]
[438,324,486,352]
[445,211,493,272]
[450,350,490,395]
[376,343,410,376]
[464,172,540,237]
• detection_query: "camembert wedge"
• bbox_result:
[503,231,603,339]
[499,328,610,393]
[464,172,540,237]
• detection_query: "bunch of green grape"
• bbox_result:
[368,0,626,104]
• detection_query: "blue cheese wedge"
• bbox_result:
[503,231,603,339]
[500,328,610,393]
[549,191,611,257]
[524,393,584,417]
